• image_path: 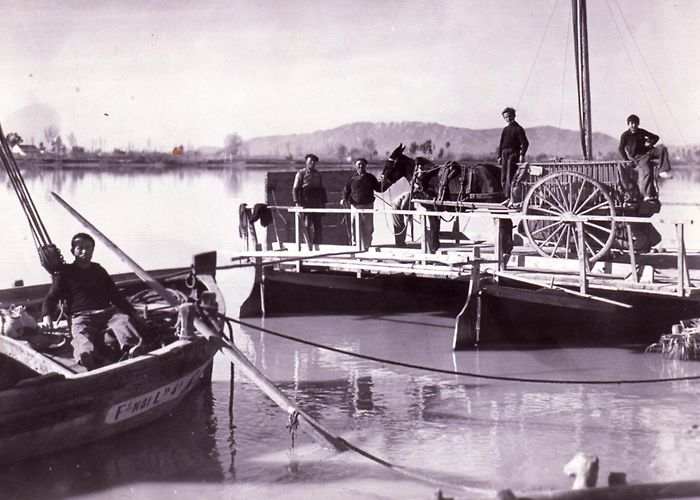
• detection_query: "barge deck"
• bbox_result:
[230,205,700,349]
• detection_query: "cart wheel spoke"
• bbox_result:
[522,171,617,262]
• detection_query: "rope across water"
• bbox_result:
[223,315,700,385]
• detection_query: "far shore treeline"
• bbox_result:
[5,121,700,168]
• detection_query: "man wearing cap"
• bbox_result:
[497,107,529,199]
[293,153,327,250]
[40,233,146,370]
[341,158,380,251]
[618,114,673,202]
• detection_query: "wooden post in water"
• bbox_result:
[453,261,482,350]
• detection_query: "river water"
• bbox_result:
[1,164,699,499]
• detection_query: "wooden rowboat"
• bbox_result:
[0,252,224,465]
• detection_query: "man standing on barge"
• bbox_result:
[497,107,529,199]
[341,157,380,251]
[293,153,327,250]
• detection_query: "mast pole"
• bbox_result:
[572,0,593,159]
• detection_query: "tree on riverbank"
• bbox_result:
[6,132,23,147]
[224,133,243,160]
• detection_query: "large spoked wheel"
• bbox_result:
[521,171,616,263]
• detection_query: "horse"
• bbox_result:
[379,144,512,253]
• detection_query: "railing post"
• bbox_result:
[494,217,503,272]
[576,221,589,294]
[676,222,687,297]
[625,223,639,283]
[354,206,363,252]
[294,209,302,252]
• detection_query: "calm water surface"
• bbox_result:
[1,165,699,499]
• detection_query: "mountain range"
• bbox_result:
[243,121,622,161]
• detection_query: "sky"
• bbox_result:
[1,0,698,151]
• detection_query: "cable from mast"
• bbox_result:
[0,122,65,274]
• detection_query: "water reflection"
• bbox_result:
[229,311,700,491]
[0,385,224,498]
[1,165,699,496]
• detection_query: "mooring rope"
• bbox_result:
[222,315,700,385]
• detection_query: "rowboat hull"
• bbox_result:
[0,256,224,464]
[0,336,218,464]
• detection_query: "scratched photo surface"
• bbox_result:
[1,1,699,499]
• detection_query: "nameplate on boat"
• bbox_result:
[105,366,205,424]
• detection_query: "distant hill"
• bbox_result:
[243,121,622,161]
[4,103,62,145]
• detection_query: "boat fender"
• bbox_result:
[0,305,39,339]
[176,303,196,339]
[564,452,599,489]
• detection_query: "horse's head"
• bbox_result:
[380,143,414,191]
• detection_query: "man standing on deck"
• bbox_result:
[40,233,146,370]
[341,158,380,251]
[618,114,673,202]
[497,107,529,199]
[293,153,327,250]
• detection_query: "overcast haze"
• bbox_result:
[1,0,698,151]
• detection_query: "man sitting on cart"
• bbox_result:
[40,233,146,370]
[618,114,673,202]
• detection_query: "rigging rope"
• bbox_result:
[603,0,661,135]
[0,122,64,273]
[610,0,688,147]
[555,2,572,157]
[517,0,561,110]
[223,315,700,385]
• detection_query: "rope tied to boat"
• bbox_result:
[286,410,300,449]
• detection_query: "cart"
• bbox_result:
[511,160,647,262]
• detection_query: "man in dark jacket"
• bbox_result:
[41,233,145,370]
[341,158,380,250]
[497,107,529,199]
[618,114,673,201]
[293,153,327,250]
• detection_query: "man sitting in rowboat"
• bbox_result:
[40,233,147,370]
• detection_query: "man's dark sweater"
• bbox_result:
[342,172,380,205]
[497,121,529,158]
[618,128,659,160]
[42,262,135,317]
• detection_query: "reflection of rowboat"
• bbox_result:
[0,254,225,465]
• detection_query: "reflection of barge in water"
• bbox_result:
[234,187,700,349]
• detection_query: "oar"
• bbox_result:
[50,192,348,452]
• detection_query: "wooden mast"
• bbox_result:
[572,0,593,159]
